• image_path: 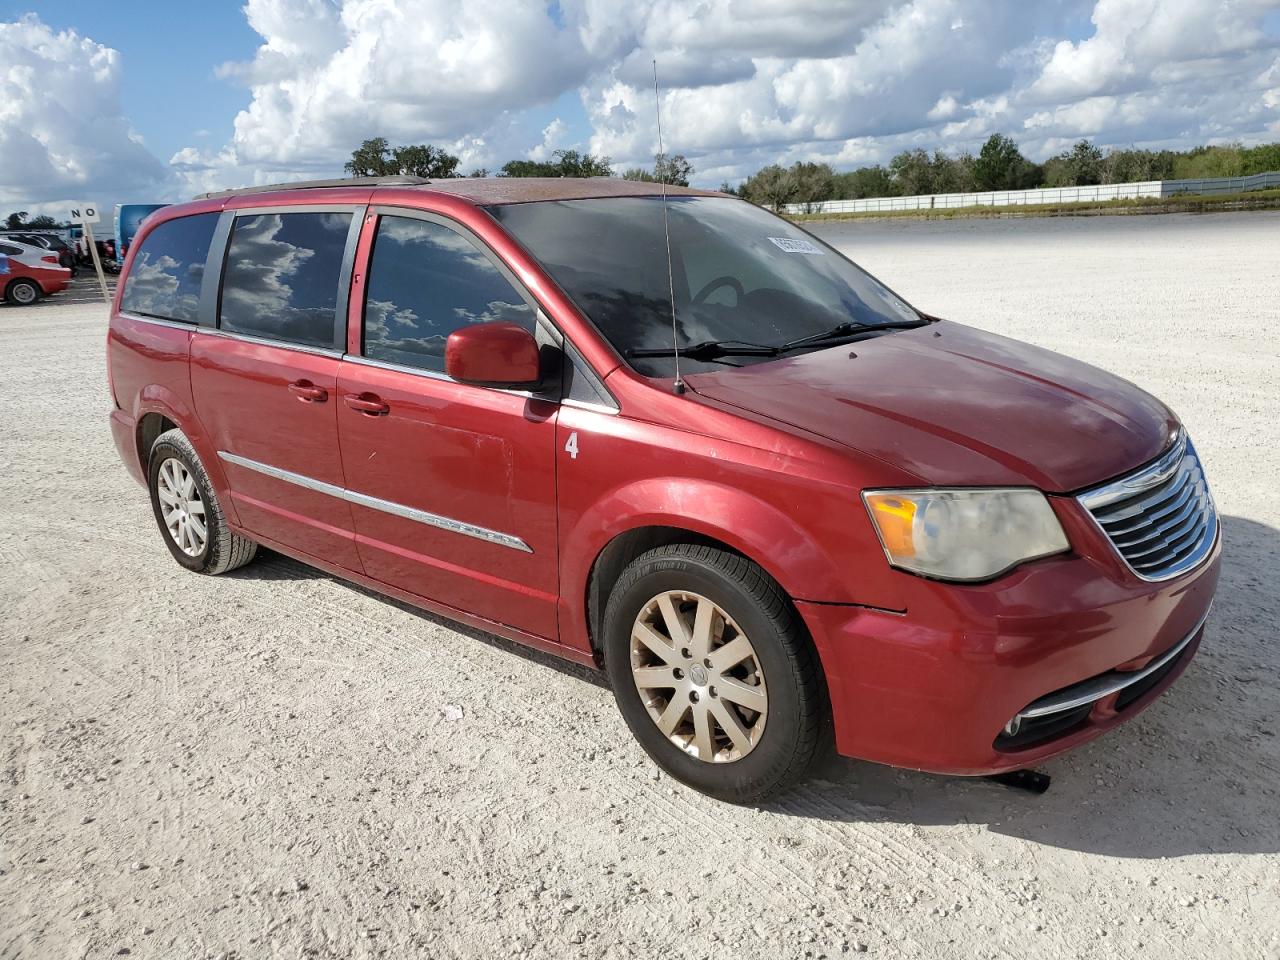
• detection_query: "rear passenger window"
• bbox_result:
[219,212,352,348]
[120,213,218,323]
[363,215,536,373]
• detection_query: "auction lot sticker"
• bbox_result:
[768,237,824,254]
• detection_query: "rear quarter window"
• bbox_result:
[219,212,352,349]
[120,213,219,323]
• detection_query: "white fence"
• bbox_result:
[785,171,1280,215]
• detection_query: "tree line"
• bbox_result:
[4,212,62,230]
[344,136,694,186]
[734,135,1280,210]
[345,134,1280,211]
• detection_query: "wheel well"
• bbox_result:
[585,526,754,663]
[136,413,176,475]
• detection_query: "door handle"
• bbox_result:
[288,380,328,402]
[345,393,390,416]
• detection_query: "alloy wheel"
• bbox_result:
[629,590,768,763]
[156,457,208,557]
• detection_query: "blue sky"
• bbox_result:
[2,0,1279,212]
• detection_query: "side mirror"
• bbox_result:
[445,321,542,389]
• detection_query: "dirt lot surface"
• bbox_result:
[2,214,1278,959]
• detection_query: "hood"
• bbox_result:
[685,321,1179,492]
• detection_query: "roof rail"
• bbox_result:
[194,175,431,201]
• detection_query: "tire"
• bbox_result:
[147,428,257,575]
[602,544,828,803]
[5,279,41,306]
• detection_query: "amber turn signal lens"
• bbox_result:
[864,493,917,558]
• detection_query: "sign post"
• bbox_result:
[70,203,111,306]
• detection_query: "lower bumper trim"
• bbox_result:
[1012,608,1209,724]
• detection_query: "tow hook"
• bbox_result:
[984,769,1052,794]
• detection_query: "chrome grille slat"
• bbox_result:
[1111,488,1207,552]
[1078,432,1217,582]
[1099,468,1196,530]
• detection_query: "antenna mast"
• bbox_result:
[653,59,685,395]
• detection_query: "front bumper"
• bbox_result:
[798,515,1220,775]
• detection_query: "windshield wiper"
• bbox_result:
[628,339,779,360]
[776,318,930,354]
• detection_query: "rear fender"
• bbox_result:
[134,388,238,525]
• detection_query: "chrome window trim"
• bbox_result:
[117,311,198,333]
[198,326,345,359]
[340,353,546,401]
[1014,607,1210,722]
[561,398,620,416]
[217,450,533,553]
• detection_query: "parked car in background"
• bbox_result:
[106,176,1219,803]
[0,231,76,272]
[0,239,72,305]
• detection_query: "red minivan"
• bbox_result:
[107,176,1219,802]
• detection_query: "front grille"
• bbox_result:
[1079,432,1217,581]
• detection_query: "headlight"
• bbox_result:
[862,488,1069,582]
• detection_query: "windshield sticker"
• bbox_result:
[768,237,824,255]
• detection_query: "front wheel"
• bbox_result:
[5,279,41,306]
[603,544,828,803]
[148,429,257,575]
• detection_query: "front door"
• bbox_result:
[336,209,560,639]
[191,207,362,569]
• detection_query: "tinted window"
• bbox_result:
[119,213,218,323]
[489,196,920,377]
[363,215,536,372]
[0,243,21,256]
[219,212,352,348]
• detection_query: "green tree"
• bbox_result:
[344,138,460,178]
[1044,140,1104,187]
[888,149,935,195]
[973,134,1037,190]
[740,164,796,211]
[5,211,29,229]
[25,214,60,229]
[654,153,693,187]
[832,165,894,199]
[500,149,613,178]
[391,144,460,178]
[790,161,835,210]
[623,153,694,186]
[467,168,490,178]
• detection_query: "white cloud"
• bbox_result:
[0,15,172,210]
[4,1,1280,206]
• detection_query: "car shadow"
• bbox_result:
[229,515,1277,859]
[227,547,608,690]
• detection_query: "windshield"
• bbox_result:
[487,195,921,376]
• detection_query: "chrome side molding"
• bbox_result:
[217,450,533,553]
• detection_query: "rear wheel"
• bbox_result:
[147,429,257,575]
[5,279,41,306]
[603,544,828,803]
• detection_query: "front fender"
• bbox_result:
[558,475,896,655]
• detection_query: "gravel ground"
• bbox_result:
[2,213,1278,960]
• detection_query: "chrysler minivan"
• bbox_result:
[107,176,1219,802]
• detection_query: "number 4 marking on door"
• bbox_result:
[565,432,580,460]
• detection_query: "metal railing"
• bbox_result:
[785,171,1280,215]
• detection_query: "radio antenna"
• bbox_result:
[653,58,685,395]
